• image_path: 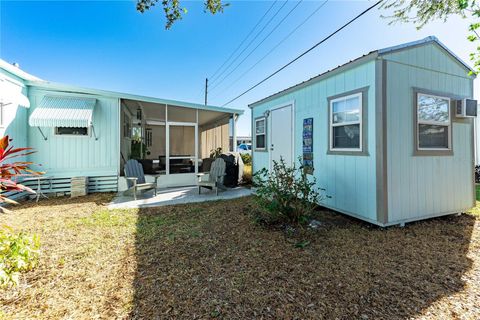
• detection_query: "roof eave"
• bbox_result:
[378,36,476,76]
[248,52,378,108]
[25,80,244,115]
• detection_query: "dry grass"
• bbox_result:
[0,194,479,319]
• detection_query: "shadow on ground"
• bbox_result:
[128,197,476,319]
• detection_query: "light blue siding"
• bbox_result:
[27,89,120,178]
[384,43,475,224]
[252,60,378,222]
[0,69,29,163]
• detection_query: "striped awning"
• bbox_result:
[29,95,96,127]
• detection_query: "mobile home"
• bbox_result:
[0,59,243,196]
[250,37,477,226]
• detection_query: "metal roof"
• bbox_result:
[26,80,244,115]
[0,59,41,81]
[249,36,474,108]
[0,58,243,115]
[29,95,96,127]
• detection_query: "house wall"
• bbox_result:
[251,60,378,222]
[0,69,29,162]
[27,88,121,178]
[200,122,230,159]
[383,43,475,224]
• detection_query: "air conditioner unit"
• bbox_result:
[456,99,477,118]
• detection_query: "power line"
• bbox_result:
[209,0,304,95]
[210,0,288,86]
[213,0,329,99]
[208,0,278,82]
[221,0,383,107]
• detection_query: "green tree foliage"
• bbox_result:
[240,153,251,165]
[382,0,480,74]
[136,0,228,29]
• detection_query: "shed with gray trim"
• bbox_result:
[249,36,477,227]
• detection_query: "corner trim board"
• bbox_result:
[375,58,388,225]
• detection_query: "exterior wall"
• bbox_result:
[200,122,229,159]
[0,69,29,162]
[383,43,475,224]
[27,88,120,178]
[252,60,378,222]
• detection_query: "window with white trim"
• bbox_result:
[416,93,451,150]
[255,117,266,150]
[330,92,362,151]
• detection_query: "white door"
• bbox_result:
[270,105,293,168]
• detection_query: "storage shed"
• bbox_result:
[250,36,477,226]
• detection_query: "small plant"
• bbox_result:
[240,153,251,165]
[209,147,223,159]
[0,136,41,212]
[130,138,150,159]
[253,157,322,225]
[0,225,40,288]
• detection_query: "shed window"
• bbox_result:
[255,117,266,150]
[55,127,89,136]
[330,92,362,151]
[417,93,451,150]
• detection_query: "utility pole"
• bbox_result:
[204,78,208,106]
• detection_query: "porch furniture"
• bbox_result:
[22,176,52,202]
[137,159,155,174]
[201,158,214,173]
[124,159,159,200]
[197,158,226,196]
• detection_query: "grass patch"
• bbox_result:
[0,193,479,319]
[76,209,136,228]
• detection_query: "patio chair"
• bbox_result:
[124,159,159,200]
[197,157,226,196]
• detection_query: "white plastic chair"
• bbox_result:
[197,158,226,196]
[124,159,159,200]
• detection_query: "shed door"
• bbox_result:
[270,104,293,168]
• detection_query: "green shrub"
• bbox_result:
[240,153,251,165]
[242,165,252,185]
[0,226,40,288]
[209,147,223,159]
[253,158,322,225]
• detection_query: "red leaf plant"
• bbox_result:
[0,136,42,212]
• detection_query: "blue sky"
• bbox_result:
[0,0,477,136]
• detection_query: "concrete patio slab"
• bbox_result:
[108,186,252,209]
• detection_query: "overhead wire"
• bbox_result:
[209,0,288,86]
[209,0,304,95]
[212,0,329,99]
[221,0,384,106]
[208,0,278,82]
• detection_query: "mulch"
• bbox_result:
[1,194,479,319]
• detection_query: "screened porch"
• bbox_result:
[119,99,240,188]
